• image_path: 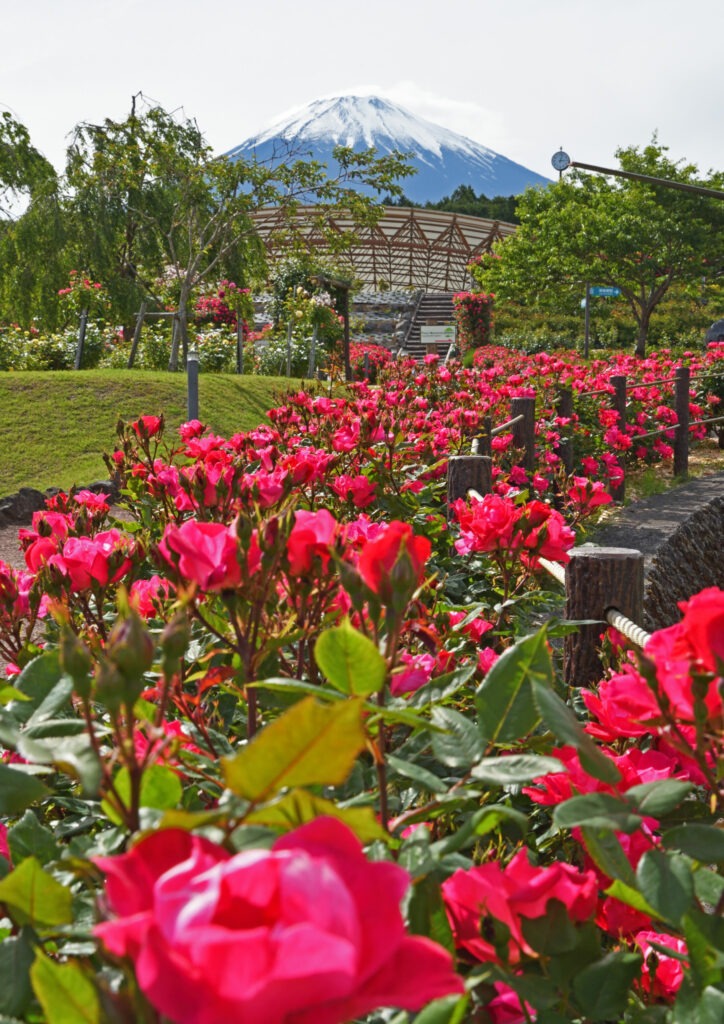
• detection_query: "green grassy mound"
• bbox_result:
[0,370,309,496]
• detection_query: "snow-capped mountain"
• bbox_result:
[225,95,551,204]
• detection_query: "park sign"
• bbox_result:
[589,286,621,297]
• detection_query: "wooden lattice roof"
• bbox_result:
[250,206,517,291]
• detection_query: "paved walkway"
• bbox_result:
[591,471,724,567]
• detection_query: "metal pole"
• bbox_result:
[342,288,351,383]
[286,322,292,377]
[187,349,199,421]
[74,309,88,370]
[308,324,318,378]
[236,318,244,374]
[570,161,724,201]
[583,283,591,358]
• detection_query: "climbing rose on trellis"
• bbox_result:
[452,290,494,351]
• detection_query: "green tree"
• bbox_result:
[473,139,724,356]
[66,96,413,368]
[0,113,66,327]
[0,112,57,220]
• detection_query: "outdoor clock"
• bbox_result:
[551,149,571,172]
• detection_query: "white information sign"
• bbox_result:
[420,324,457,345]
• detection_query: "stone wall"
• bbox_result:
[644,495,724,631]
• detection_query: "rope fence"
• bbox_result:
[450,365,724,506]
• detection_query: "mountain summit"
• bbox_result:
[225,95,550,204]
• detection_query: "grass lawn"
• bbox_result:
[0,370,311,496]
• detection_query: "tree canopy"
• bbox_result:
[0,97,414,353]
[473,139,724,355]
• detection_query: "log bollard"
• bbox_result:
[609,375,627,502]
[511,397,536,472]
[446,455,493,507]
[563,547,644,688]
[472,415,493,457]
[673,366,690,479]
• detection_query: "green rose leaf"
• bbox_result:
[315,619,387,696]
[407,875,456,955]
[411,995,471,1024]
[30,954,100,1024]
[243,789,386,844]
[102,763,183,825]
[604,880,662,921]
[0,930,34,1017]
[16,733,101,797]
[433,804,529,855]
[387,755,448,794]
[8,811,60,866]
[476,628,552,744]
[470,754,564,787]
[223,696,367,802]
[520,898,580,955]
[580,827,636,885]
[636,849,695,925]
[672,979,724,1024]
[625,780,694,818]
[430,706,486,768]
[0,857,72,929]
[531,680,621,784]
[0,765,49,817]
[11,653,68,724]
[572,951,642,1021]
[663,824,724,863]
[554,792,643,834]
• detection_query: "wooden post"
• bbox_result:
[446,455,493,506]
[127,301,146,369]
[564,547,644,687]
[473,415,493,457]
[555,387,574,474]
[609,374,627,501]
[673,366,690,479]
[511,396,536,471]
[74,309,88,370]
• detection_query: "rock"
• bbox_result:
[0,487,46,527]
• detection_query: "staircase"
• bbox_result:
[401,292,457,361]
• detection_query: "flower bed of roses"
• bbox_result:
[0,343,722,1023]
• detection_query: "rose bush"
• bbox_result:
[0,342,722,1023]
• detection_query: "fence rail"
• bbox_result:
[449,365,723,506]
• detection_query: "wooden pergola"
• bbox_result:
[250,206,517,291]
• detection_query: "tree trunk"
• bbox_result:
[634,306,651,358]
[168,293,190,372]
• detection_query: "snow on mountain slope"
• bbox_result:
[225,95,550,203]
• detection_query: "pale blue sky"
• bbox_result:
[2,0,722,180]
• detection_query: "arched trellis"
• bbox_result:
[250,206,517,291]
